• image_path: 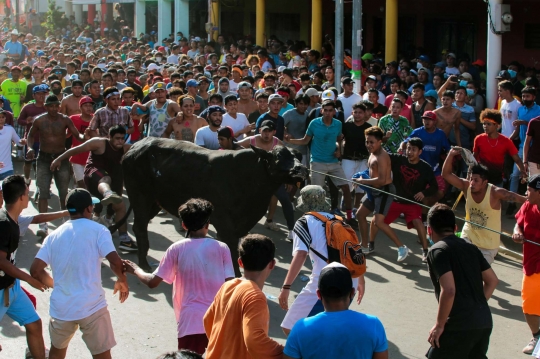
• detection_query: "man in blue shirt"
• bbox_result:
[510,87,540,196]
[255,94,285,140]
[4,30,24,64]
[402,110,450,204]
[285,100,357,227]
[284,262,388,359]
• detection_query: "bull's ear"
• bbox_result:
[250,144,273,160]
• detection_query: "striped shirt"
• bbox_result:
[89,105,133,137]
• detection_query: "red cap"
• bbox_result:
[158,46,165,52]
[471,59,485,67]
[79,96,95,107]
[289,80,301,92]
[10,66,21,71]
[421,110,437,121]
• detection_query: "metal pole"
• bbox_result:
[15,0,19,31]
[334,0,343,89]
[486,0,502,109]
[351,0,362,93]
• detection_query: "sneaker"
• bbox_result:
[36,224,48,238]
[345,218,359,230]
[287,230,294,242]
[505,203,517,218]
[101,192,123,207]
[264,220,280,232]
[422,250,428,263]
[118,234,138,252]
[397,245,410,262]
[363,242,375,255]
[331,208,344,217]
[100,215,114,227]
[523,337,539,354]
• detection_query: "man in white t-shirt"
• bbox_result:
[30,189,129,359]
[499,80,521,138]
[337,77,362,119]
[222,94,253,140]
[0,110,26,180]
[362,75,385,106]
[167,45,180,64]
[277,185,366,336]
[195,105,224,150]
[125,198,234,354]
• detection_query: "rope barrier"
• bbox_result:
[309,169,539,250]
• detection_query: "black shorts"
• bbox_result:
[426,328,492,359]
[84,168,123,200]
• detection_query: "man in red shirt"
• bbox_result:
[513,175,540,354]
[473,108,525,186]
[69,96,94,188]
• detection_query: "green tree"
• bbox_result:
[42,0,68,33]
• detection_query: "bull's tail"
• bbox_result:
[109,205,133,234]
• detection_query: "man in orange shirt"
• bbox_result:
[204,234,283,359]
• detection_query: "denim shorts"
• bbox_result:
[0,170,14,181]
[0,279,40,326]
[36,151,71,200]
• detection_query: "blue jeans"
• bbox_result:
[0,170,14,181]
[509,150,523,194]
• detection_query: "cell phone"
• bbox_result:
[449,75,458,83]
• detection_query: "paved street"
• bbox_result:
[1,161,529,358]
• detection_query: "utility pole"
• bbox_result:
[15,0,20,31]
[334,0,343,89]
[351,0,362,93]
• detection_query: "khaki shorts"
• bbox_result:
[72,163,85,182]
[310,162,349,187]
[49,306,116,355]
[462,237,498,265]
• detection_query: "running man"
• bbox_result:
[69,96,94,188]
[442,149,526,264]
[50,125,137,251]
[354,126,411,261]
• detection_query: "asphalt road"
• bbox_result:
[1,161,530,358]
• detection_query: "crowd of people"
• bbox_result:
[0,22,539,359]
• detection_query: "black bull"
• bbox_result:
[116,137,309,273]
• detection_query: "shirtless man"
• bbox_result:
[237,81,258,116]
[59,80,84,116]
[132,82,181,138]
[442,148,526,264]
[50,125,137,251]
[26,94,88,237]
[434,90,461,146]
[354,126,410,261]
[238,120,296,240]
[162,95,206,142]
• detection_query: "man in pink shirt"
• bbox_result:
[124,198,235,354]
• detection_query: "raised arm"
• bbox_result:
[437,76,456,99]
[441,148,469,192]
[493,186,526,204]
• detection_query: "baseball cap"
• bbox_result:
[386,61,398,68]
[341,77,353,85]
[32,84,50,94]
[418,67,429,73]
[186,79,199,87]
[421,110,437,121]
[237,81,252,89]
[65,188,100,214]
[496,70,511,80]
[79,96,95,107]
[151,82,167,92]
[361,53,373,61]
[277,65,286,73]
[207,105,226,116]
[318,262,353,299]
[460,72,473,81]
[472,59,486,67]
[260,119,276,131]
[147,63,160,71]
[528,175,540,190]
[11,66,21,72]
[366,75,377,82]
[321,90,335,101]
[268,94,285,103]
[425,90,438,99]
[305,88,319,97]
[446,52,457,59]
[434,61,446,69]
[217,126,236,141]
[418,55,431,63]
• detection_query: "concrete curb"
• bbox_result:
[498,246,523,261]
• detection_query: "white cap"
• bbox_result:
[147,63,160,71]
[460,72,473,81]
[193,36,201,42]
[321,90,335,101]
[305,88,319,97]
[278,66,286,73]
